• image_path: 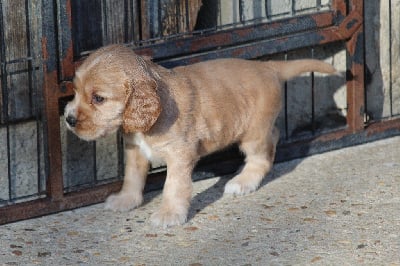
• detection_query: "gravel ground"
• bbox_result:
[1,137,400,266]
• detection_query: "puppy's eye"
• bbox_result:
[92,94,105,104]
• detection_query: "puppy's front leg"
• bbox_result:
[150,156,195,227]
[105,143,149,211]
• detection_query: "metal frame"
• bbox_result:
[3,0,396,225]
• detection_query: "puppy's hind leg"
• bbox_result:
[224,127,279,195]
[105,144,149,211]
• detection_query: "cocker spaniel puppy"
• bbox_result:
[65,44,336,227]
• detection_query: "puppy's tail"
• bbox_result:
[272,59,337,81]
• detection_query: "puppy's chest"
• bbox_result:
[133,133,165,166]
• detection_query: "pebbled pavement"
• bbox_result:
[1,137,400,265]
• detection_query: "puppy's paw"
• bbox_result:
[150,207,188,228]
[224,179,259,196]
[104,192,143,212]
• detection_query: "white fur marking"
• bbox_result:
[224,182,242,195]
[133,133,153,160]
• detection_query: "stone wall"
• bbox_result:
[365,0,400,120]
[0,0,43,204]
[219,0,331,25]
[60,119,120,190]
[0,122,45,202]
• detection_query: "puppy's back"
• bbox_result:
[173,58,283,154]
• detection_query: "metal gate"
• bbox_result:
[2,0,396,224]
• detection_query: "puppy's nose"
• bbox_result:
[66,115,77,127]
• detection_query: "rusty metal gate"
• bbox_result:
[1,0,398,224]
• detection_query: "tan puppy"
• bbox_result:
[64,44,336,227]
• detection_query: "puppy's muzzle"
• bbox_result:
[66,115,77,128]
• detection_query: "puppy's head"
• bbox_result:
[64,45,161,141]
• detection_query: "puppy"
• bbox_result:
[64,44,336,227]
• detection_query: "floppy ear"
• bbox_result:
[123,79,162,133]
